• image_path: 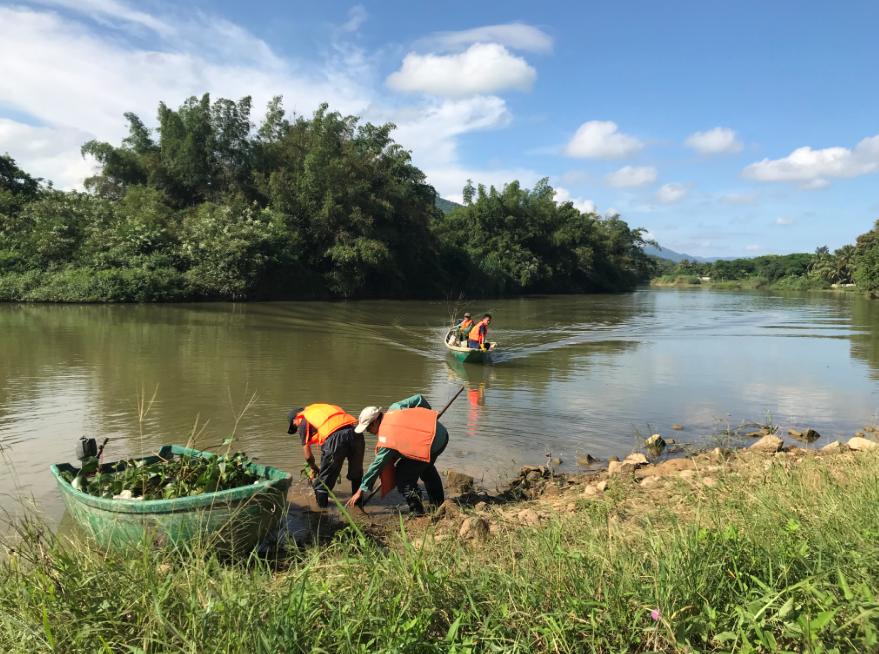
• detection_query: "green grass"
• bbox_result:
[2,452,879,652]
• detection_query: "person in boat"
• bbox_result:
[345,394,448,515]
[467,313,492,349]
[454,312,474,344]
[287,403,364,508]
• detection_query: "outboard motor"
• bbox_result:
[75,436,98,461]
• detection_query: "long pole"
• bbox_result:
[361,385,465,507]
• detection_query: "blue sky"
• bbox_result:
[0,0,877,257]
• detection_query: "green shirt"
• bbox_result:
[359,394,449,492]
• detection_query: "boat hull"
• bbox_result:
[443,330,496,364]
[50,444,291,554]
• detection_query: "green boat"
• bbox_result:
[444,329,497,364]
[50,444,291,554]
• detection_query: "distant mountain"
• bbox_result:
[436,197,463,214]
[643,244,712,263]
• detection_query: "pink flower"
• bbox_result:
[650,608,662,621]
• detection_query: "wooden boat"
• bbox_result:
[443,329,496,364]
[50,444,291,554]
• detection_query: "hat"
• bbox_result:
[463,312,471,318]
[354,406,383,434]
[287,407,303,435]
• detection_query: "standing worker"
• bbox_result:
[287,403,364,508]
[467,313,492,350]
[346,394,448,515]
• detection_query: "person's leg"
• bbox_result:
[346,432,365,494]
[419,464,444,506]
[313,434,345,508]
[394,457,427,515]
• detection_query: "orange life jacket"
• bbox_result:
[376,407,438,462]
[468,318,488,343]
[376,407,439,497]
[458,318,473,333]
[296,403,356,446]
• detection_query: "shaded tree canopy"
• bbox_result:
[0,94,654,302]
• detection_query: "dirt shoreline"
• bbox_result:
[284,431,879,548]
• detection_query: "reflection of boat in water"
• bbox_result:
[445,357,496,385]
[443,329,497,364]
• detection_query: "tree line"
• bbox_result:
[0,94,654,302]
[653,235,879,293]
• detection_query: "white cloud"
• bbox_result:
[422,23,553,53]
[775,216,794,225]
[340,5,367,32]
[565,120,643,159]
[744,244,762,252]
[719,191,756,205]
[742,134,879,186]
[32,0,173,35]
[0,119,97,189]
[554,186,596,214]
[684,127,742,155]
[387,43,536,97]
[605,165,657,188]
[655,183,687,204]
[385,95,511,169]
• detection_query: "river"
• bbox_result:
[2,288,879,523]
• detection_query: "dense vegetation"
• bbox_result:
[2,450,878,652]
[0,94,652,302]
[653,235,879,293]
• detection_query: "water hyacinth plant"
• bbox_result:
[59,451,261,500]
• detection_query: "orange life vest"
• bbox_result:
[296,403,356,446]
[376,407,438,462]
[468,318,488,343]
[458,318,473,332]
[376,407,439,497]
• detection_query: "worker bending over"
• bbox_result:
[346,394,448,515]
[288,403,364,508]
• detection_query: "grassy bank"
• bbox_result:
[651,274,833,291]
[2,449,879,652]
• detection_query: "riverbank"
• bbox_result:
[2,437,878,652]
[650,275,859,292]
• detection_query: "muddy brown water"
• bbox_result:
[2,288,879,527]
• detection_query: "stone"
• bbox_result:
[474,501,488,512]
[640,475,661,488]
[855,431,866,438]
[595,480,608,492]
[702,477,717,488]
[671,424,684,431]
[801,428,820,443]
[645,434,666,455]
[445,470,476,494]
[517,509,540,526]
[549,457,563,466]
[458,517,489,541]
[608,456,620,462]
[751,434,784,453]
[525,470,542,484]
[787,428,803,438]
[744,430,767,438]
[678,469,696,479]
[542,484,560,497]
[435,499,461,519]
[848,436,879,451]
[565,502,577,512]
[576,454,597,466]
[623,452,649,467]
[651,458,694,476]
[609,461,636,477]
[820,440,844,453]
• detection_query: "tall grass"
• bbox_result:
[2,452,878,652]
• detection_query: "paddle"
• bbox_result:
[360,385,466,508]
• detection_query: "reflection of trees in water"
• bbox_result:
[0,303,437,450]
[849,297,879,380]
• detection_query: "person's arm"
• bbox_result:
[298,419,319,478]
[359,447,397,492]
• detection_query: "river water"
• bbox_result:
[2,288,879,523]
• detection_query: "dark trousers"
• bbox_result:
[394,439,448,515]
[314,427,364,508]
